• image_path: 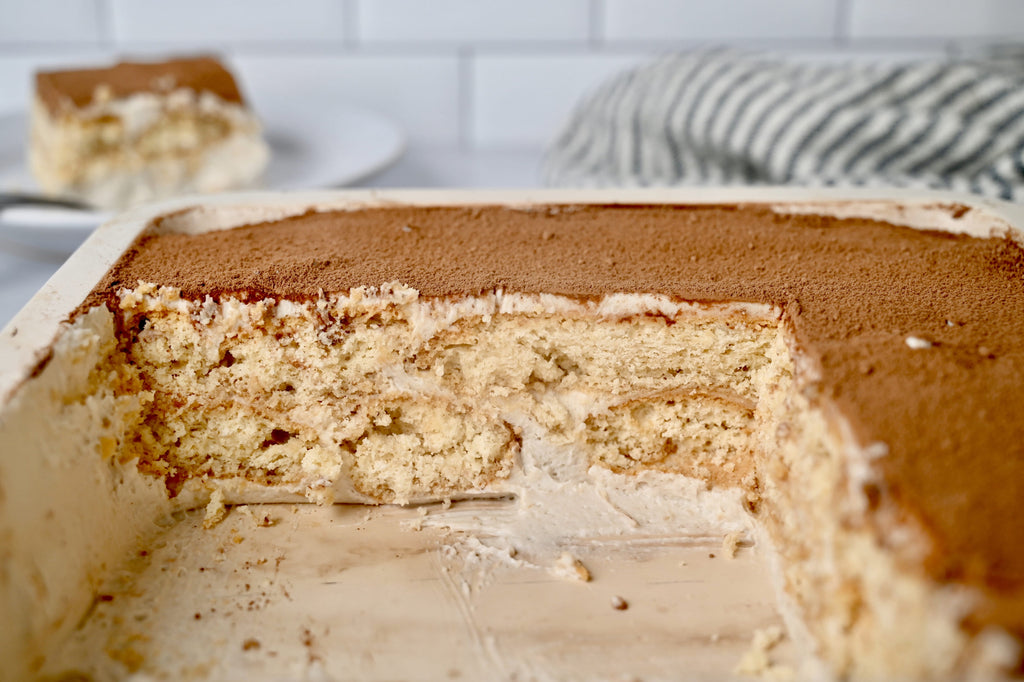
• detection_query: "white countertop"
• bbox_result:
[0,147,543,329]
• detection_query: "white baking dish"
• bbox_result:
[2,188,1022,681]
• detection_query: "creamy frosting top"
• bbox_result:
[36,56,245,113]
[92,203,1024,638]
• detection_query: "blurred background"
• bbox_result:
[2,0,1023,184]
[1,0,1024,324]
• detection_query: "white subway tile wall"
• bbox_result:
[601,0,838,42]
[110,0,348,45]
[848,0,1024,40]
[0,0,1021,148]
[358,0,591,43]
[472,53,647,148]
[233,55,461,145]
[0,0,101,45]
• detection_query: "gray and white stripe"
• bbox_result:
[543,51,1024,201]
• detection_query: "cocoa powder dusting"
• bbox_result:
[36,56,245,112]
[91,203,1024,637]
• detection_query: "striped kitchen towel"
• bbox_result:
[542,50,1024,200]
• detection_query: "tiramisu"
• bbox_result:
[29,56,269,209]
[3,197,1023,680]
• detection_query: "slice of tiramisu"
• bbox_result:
[29,56,269,209]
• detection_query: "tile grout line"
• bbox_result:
[0,38,958,59]
[458,46,474,152]
[342,0,359,48]
[589,0,605,48]
[64,40,653,57]
[834,0,852,46]
[95,0,115,48]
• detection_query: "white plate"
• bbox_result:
[0,105,405,254]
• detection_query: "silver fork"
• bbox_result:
[0,192,94,212]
